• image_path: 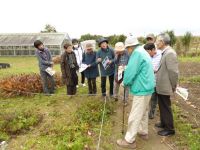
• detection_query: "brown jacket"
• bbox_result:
[156,46,179,95]
[60,51,79,86]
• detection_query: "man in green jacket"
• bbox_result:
[117,36,155,149]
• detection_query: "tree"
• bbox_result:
[181,31,192,56]
[175,38,182,56]
[80,34,101,42]
[106,34,126,46]
[164,30,176,47]
[138,36,146,44]
[80,34,127,47]
[118,34,127,43]
[41,24,57,33]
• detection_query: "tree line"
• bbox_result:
[41,24,198,57]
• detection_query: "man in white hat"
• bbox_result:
[117,36,155,149]
[113,42,129,104]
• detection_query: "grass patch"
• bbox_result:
[74,99,114,126]
[0,108,42,142]
[179,76,200,83]
[178,56,200,62]
[0,57,61,79]
[173,105,200,150]
[20,98,115,150]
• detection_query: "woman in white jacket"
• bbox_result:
[72,39,86,87]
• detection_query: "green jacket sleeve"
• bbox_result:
[123,51,142,86]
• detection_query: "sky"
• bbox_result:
[0,0,200,38]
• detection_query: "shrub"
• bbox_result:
[0,73,62,97]
[52,56,61,64]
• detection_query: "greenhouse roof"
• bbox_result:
[0,33,70,46]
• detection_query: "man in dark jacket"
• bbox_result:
[34,40,55,94]
[97,38,115,97]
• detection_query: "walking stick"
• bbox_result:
[122,86,126,135]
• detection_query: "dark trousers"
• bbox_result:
[158,94,174,130]
[81,72,85,84]
[40,70,55,94]
[66,85,77,95]
[101,74,114,96]
[87,78,97,94]
[149,90,158,117]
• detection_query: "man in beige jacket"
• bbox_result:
[155,33,179,136]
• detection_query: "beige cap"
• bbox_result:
[86,43,93,49]
[114,42,125,52]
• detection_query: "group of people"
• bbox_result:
[34,37,130,100]
[34,33,179,149]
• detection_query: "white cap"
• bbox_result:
[125,36,139,48]
[114,42,125,52]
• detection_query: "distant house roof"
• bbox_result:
[0,33,70,46]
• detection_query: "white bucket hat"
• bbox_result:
[114,42,125,52]
[125,36,139,48]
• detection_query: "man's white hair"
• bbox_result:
[157,33,171,45]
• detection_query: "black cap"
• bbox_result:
[72,39,79,44]
[34,40,43,48]
[98,37,108,47]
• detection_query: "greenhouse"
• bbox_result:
[0,33,70,56]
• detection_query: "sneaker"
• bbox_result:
[116,139,136,149]
[158,129,175,136]
[82,83,86,87]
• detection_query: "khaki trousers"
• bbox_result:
[125,95,151,143]
[113,81,129,101]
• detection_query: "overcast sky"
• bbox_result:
[0,0,199,38]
